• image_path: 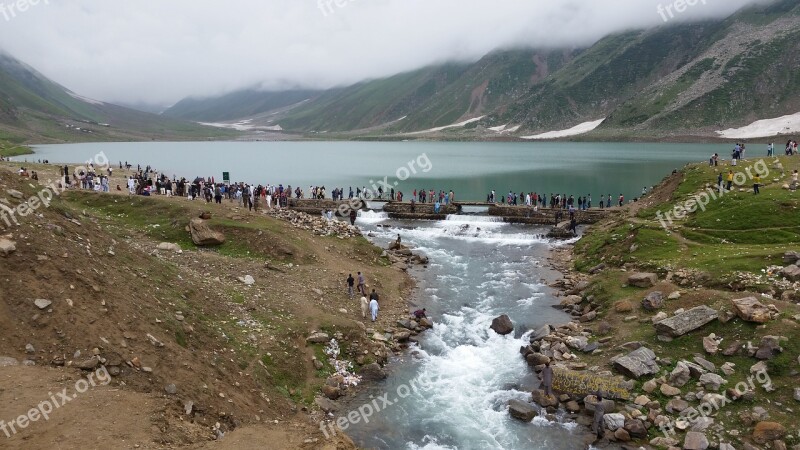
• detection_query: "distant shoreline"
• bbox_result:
[9,129,799,148]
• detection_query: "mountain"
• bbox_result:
[0,51,236,144]
[165,89,321,123]
[164,0,800,139]
[163,49,576,134]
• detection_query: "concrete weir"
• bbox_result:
[286,199,611,238]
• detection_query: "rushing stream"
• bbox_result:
[342,212,594,449]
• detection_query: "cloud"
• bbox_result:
[0,0,770,105]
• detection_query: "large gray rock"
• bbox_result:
[693,357,716,373]
[0,238,16,257]
[784,251,800,265]
[74,357,100,370]
[654,306,718,337]
[531,389,558,408]
[702,334,720,355]
[490,315,514,336]
[624,419,647,439]
[781,264,800,281]
[526,353,550,367]
[305,332,331,344]
[699,373,726,391]
[641,291,664,311]
[34,299,52,310]
[508,399,537,422]
[189,218,225,246]
[358,363,387,381]
[731,297,772,323]
[666,398,689,413]
[157,242,182,252]
[628,273,658,288]
[683,431,709,450]
[669,361,691,387]
[584,395,616,414]
[529,324,552,342]
[755,335,783,360]
[603,413,625,431]
[0,356,19,367]
[315,397,338,413]
[613,347,659,379]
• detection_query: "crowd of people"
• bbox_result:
[485,190,633,210]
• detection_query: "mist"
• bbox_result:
[0,0,771,106]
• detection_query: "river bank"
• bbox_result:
[0,159,431,450]
[509,155,800,449]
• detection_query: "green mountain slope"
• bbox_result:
[164,89,321,122]
[0,51,236,144]
[163,0,800,139]
[601,0,800,133]
[165,49,575,133]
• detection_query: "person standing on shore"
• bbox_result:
[369,292,379,322]
[593,394,606,439]
[346,274,355,299]
[541,361,553,396]
[753,174,761,194]
[726,170,734,191]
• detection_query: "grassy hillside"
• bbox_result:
[0,162,417,447]
[0,51,238,144]
[566,154,800,448]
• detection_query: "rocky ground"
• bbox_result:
[501,156,800,450]
[0,161,434,449]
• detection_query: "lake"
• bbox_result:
[20,141,720,202]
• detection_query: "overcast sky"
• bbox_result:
[0,0,769,106]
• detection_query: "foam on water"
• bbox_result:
[370,219,549,247]
[444,214,505,224]
[357,210,390,223]
[342,216,589,449]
